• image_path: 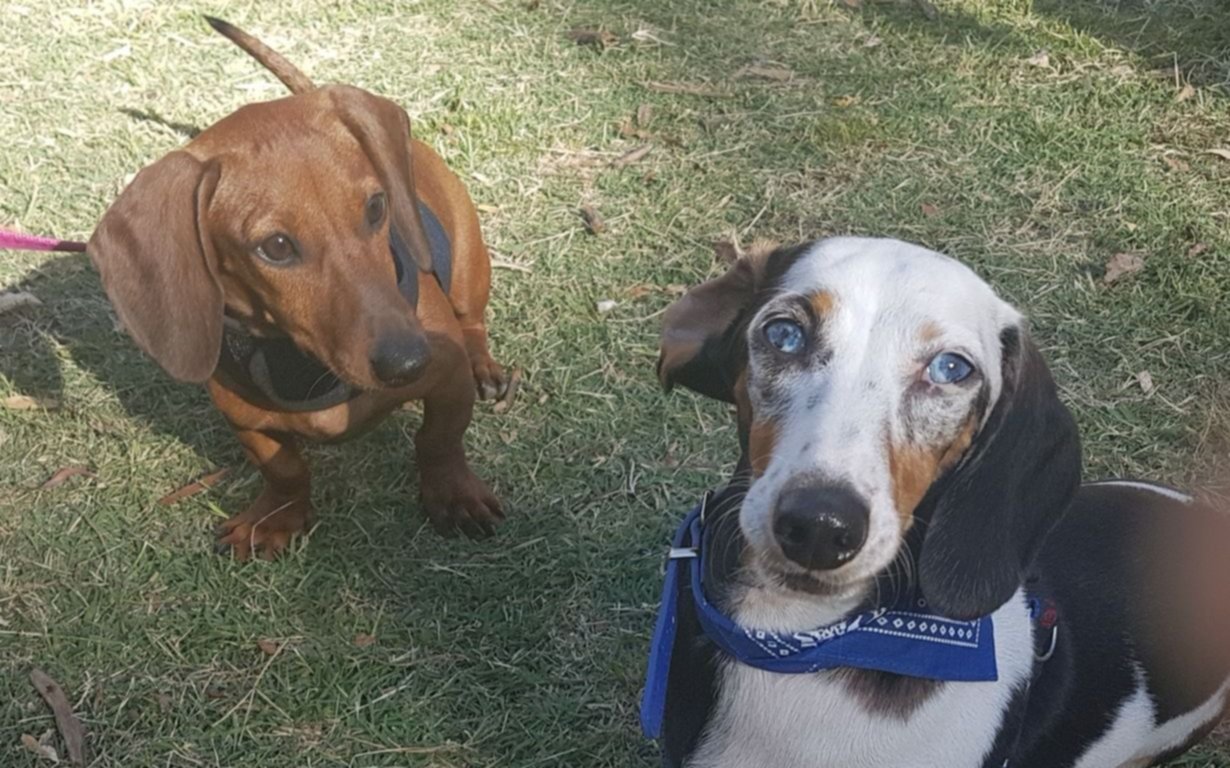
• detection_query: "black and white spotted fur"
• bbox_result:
[654,237,1230,768]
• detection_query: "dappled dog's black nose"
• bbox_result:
[371,334,432,386]
[773,482,870,571]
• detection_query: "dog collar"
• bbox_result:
[640,496,999,741]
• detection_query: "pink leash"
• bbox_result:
[0,226,86,252]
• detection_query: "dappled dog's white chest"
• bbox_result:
[689,594,1035,768]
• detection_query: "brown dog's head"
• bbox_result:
[88,85,436,388]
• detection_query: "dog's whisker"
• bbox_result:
[305,369,337,398]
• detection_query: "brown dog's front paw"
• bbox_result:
[420,465,505,540]
[215,491,314,561]
[472,354,509,402]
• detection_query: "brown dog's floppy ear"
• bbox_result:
[918,326,1082,619]
[88,152,223,383]
[659,243,802,403]
[325,85,435,274]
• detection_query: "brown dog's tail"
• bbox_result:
[205,16,315,95]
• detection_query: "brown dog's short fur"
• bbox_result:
[88,18,509,558]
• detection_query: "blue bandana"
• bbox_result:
[640,498,999,740]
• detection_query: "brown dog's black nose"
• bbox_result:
[773,482,870,571]
[371,334,432,386]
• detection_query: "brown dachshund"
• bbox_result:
[88,17,510,558]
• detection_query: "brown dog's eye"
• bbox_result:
[365,192,387,228]
[255,233,298,264]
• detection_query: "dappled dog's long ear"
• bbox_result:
[88,152,223,383]
[918,327,1082,619]
[326,85,435,275]
[658,247,784,403]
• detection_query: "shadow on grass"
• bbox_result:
[851,0,1229,88]
[1037,0,1230,87]
[118,107,202,139]
[0,255,446,532]
[1,252,240,468]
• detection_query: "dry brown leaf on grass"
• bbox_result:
[0,291,41,314]
[619,106,659,139]
[920,202,940,218]
[257,639,280,656]
[1103,252,1145,285]
[566,27,618,50]
[157,468,231,505]
[353,633,377,648]
[613,144,652,168]
[738,64,795,82]
[1026,50,1050,68]
[3,394,58,411]
[1175,84,1195,102]
[579,205,605,234]
[1162,155,1190,172]
[626,284,655,300]
[29,669,87,765]
[20,733,58,762]
[1137,371,1155,394]
[626,283,688,300]
[40,466,94,490]
[1187,242,1210,257]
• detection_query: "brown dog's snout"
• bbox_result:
[370,332,432,386]
[773,481,870,571]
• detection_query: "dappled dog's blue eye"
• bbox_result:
[927,352,974,384]
[764,319,805,355]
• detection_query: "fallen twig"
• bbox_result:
[158,467,231,506]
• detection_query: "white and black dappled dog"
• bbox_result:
[651,237,1230,767]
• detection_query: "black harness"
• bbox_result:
[216,202,453,411]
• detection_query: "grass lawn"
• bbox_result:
[2,0,1230,765]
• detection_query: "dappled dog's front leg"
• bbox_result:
[216,428,314,560]
[415,340,504,538]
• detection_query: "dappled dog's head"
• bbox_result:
[660,237,1082,618]
[88,84,436,389]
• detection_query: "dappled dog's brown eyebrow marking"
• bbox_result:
[918,321,942,343]
[808,290,838,319]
